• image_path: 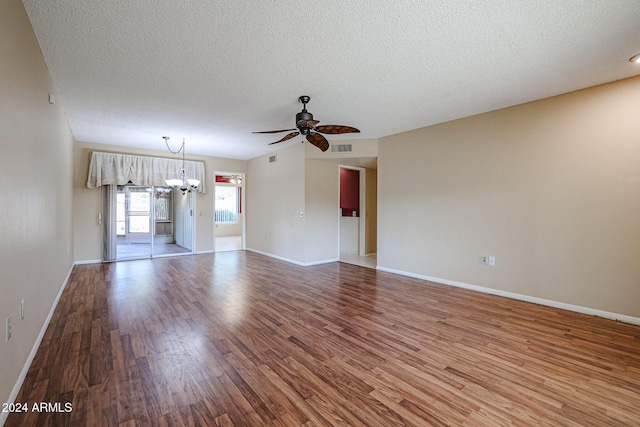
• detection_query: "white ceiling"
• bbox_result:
[22,0,640,160]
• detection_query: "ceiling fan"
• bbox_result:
[253,95,360,152]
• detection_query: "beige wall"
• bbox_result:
[378,76,640,318]
[305,139,379,259]
[5,4,637,415]
[305,138,379,160]
[246,139,378,265]
[74,141,246,261]
[246,142,374,265]
[246,143,306,262]
[0,0,75,410]
[305,159,339,262]
[215,217,243,238]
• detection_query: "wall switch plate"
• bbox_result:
[6,315,12,342]
[488,256,496,266]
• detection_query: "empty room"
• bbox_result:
[2,0,640,425]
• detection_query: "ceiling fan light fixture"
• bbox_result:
[629,53,640,63]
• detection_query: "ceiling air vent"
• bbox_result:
[331,144,352,153]
[269,154,277,163]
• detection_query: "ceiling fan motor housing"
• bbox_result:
[296,110,313,135]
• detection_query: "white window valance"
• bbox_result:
[87,151,206,193]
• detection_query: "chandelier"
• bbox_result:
[163,136,200,194]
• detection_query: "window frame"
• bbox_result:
[214,184,241,224]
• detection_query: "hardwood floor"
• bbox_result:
[6,252,640,426]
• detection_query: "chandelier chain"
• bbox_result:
[162,136,199,194]
[163,136,185,155]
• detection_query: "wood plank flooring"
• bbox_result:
[6,251,640,426]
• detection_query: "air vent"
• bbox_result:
[331,144,352,153]
[269,154,277,163]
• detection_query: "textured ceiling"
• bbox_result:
[22,0,640,160]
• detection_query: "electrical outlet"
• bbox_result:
[6,315,12,342]
[478,255,488,265]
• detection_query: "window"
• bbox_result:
[215,186,240,223]
[116,187,152,235]
[154,191,171,221]
[127,189,151,233]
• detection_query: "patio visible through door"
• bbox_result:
[113,184,193,260]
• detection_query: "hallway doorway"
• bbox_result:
[214,172,245,252]
[338,165,377,269]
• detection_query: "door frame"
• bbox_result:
[213,170,246,252]
[173,188,196,254]
[338,165,366,257]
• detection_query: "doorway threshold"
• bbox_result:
[116,242,191,260]
[339,253,377,269]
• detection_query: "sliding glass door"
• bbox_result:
[116,186,152,259]
[105,184,194,261]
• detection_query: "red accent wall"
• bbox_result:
[215,175,233,183]
[340,168,359,217]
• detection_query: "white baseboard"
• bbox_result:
[376,265,640,327]
[196,250,215,255]
[305,257,340,266]
[75,251,206,264]
[1,263,74,426]
[74,259,102,265]
[246,248,338,267]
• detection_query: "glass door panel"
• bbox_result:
[111,184,193,260]
[153,187,177,255]
[117,186,153,259]
[126,187,152,243]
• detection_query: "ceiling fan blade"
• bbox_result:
[306,133,330,152]
[315,125,360,134]
[268,131,300,145]
[296,119,319,129]
[253,128,297,134]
